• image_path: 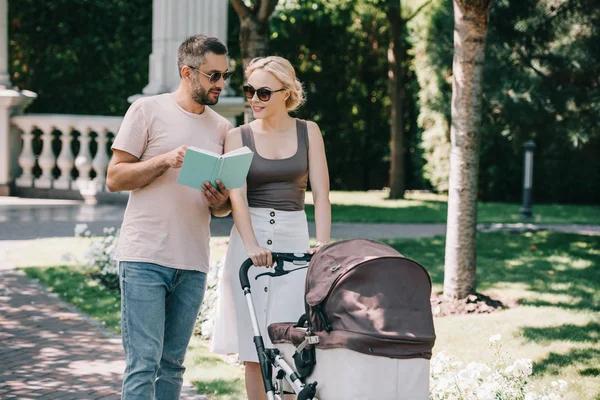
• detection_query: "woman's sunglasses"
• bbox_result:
[188,66,232,84]
[243,85,286,102]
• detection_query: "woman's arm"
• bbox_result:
[307,121,331,251]
[225,128,273,267]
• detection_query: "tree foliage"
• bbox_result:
[8,0,598,201]
[265,0,424,190]
[9,0,152,116]
[415,0,600,203]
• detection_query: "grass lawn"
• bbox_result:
[19,231,600,399]
[384,231,600,399]
[304,190,600,224]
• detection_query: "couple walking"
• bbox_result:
[106,34,331,400]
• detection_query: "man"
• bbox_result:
[107,35,233,399]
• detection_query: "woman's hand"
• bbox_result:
[307,241,330,255]
[247,245,273,267]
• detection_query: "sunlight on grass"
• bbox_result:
[185,337,245,400]
[434,307,600,399]
[6,237,91,268]
[302,190,600,223]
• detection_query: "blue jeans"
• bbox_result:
[119,261,207,400]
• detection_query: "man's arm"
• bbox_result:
[106,145,187,192]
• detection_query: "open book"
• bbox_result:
[177,146,254,191]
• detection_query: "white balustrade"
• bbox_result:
[35,123,55,188]
[15,129,35,187]
[74,126,93,192]
[11,114,122,194]
[54,121,74,190]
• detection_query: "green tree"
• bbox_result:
[415,0,600,204]
[443,0,493,299]
[378,0,432,199]
[9,0,151,116]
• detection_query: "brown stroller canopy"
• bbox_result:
[304,239,436,359]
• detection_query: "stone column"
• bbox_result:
[0,0,36,195]
[129,0,243,123]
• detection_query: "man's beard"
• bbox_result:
[191,81,219,106]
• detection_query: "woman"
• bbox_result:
[211,56,331,400]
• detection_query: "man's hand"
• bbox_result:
[202,180,230,209]
[163,145,188,168]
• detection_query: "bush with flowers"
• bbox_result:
[74,223,222,337]
[74,223,120,291]
[430,334,569,400]
[195,258,224,339]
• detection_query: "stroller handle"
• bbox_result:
[239,252,313,290]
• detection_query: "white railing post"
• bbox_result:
[92,127,110,192]
[75,125,94,194]
[34,122,56,189]
[15,123,35,188]
[54,123,74,190]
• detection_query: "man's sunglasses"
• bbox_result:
[188,66,231,83]
[243,85,286,102]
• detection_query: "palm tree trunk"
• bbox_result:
[443,0,492,299]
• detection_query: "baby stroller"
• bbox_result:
[239,238,435,400]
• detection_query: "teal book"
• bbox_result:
[177,146,254,191]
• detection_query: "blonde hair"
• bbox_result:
[246,56,306,111]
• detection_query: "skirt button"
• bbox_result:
[270,219,275,224]
[270,211,276,217]
[267,239,272,245]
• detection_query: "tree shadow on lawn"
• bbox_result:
[532,348,600,378]
[385,231,600,312]
[522,321,600,344]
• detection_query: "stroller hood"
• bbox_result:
[306,239,406,306]
[304,239,435,359]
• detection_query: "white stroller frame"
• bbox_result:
[239,253,318,400]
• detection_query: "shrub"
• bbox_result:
[430,334,569,400]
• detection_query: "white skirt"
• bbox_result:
[210,207,309,362]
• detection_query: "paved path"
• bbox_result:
[2,197,598,240]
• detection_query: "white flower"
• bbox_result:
[429,339,569,400]
[74,223,89,237]
[514,358,533,377]
[558,379,568,392]
[489,334,502,343]
[476,388,495,400]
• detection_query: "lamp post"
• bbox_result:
[519,140,536,220]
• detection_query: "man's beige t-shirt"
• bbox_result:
[111,93,233,273]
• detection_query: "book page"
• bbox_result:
[217,149,254,190]
[188,146,221,158]
[222,146,252,158]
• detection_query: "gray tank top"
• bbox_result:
[241,119,309,212]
